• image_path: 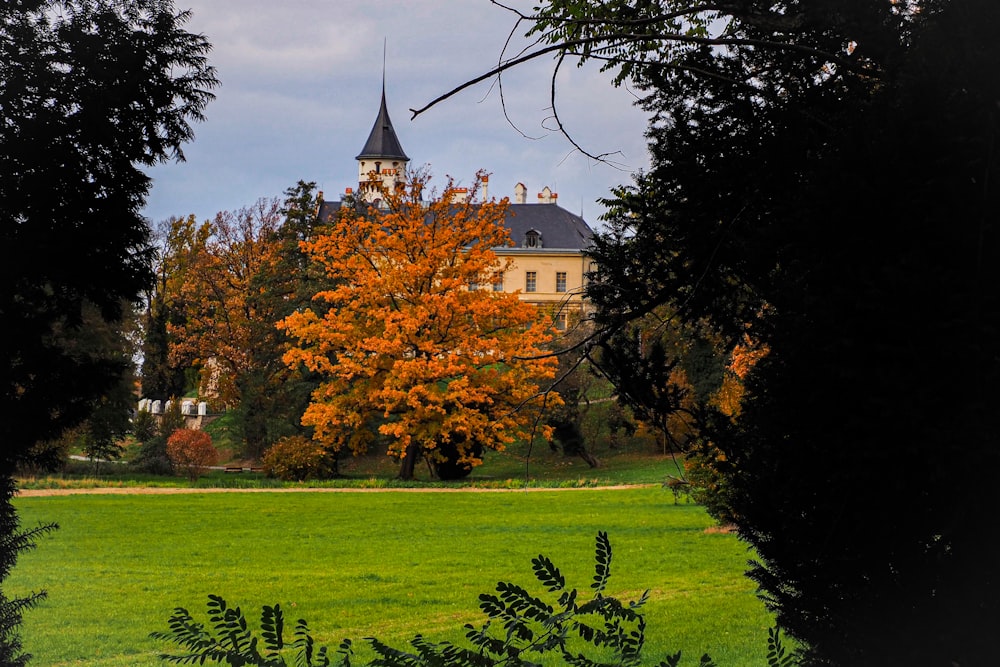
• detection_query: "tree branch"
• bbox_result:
[411,31,859,121]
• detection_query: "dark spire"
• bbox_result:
[355,81,409,162]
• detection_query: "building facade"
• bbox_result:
[317,86,594,328]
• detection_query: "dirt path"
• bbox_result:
[17,484,655,498]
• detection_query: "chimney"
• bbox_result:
[537,186,556,204]
[451,187,470,203]
[514,182,527,204]
[482,174,489,201]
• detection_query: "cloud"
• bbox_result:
[147,1,650,228]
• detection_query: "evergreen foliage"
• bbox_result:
[134,400,185,475]
[0,477,55,667]
[1,0,217,658]
[470,0,1000,663]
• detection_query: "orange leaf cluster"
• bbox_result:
[164,201,285,405]
[279,172,559,466]
[710,333,770,418]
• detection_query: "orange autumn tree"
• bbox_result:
[166,199,283,405]
[279,172,559,479]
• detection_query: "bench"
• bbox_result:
[224,465,243,473]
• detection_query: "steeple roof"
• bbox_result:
[355,86,409,161]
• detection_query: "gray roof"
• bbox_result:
[355,88,409,161]
[503,203,593,251]
[315,200,593,252]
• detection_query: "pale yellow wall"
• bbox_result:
[494,250,590,308]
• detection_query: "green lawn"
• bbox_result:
[11,488,772,666]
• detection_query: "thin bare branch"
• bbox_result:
[411,31,859,120]
[543,50,632,166]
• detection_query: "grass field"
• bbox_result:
[10,487,774,666]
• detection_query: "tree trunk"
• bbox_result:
[397,441,422,480]
[575,447,601,469]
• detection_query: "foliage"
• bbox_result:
[14,437,71,478]
[134,401,186,475]
[142,216,205,401]
[78,308,142,472]
[152,184,328,458]
[131,409,160,444]
[166,429,218,482]
[487,0,1000,664]
[161,201,285,454]
[228,183,330,459]
[0,476,57,667]
[1,0,217,658]
[261,435,338,482]
[152,594,351,667]
[1,0,217,469]
[683,337,768,524]
[592,309,703,456]
[546,321,605,468]
[279,172,560,479]
[152,532,734,666]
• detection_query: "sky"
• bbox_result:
[142,1,652,230]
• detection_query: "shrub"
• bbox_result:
[166,429,218,482]
[130,409,158,444]
[261,436,337,481]
[133,402,186,474]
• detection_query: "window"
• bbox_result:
[524,230,541,248]
[525,271,537,293]
[492,272,504,292]
[555,272,567,293]
[554,311,568,330]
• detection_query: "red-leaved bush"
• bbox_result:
[166,429,218,481]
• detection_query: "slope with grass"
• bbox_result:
[11,488,770,666]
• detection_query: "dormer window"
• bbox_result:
[524,229,542,248]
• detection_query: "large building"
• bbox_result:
[316,86,594,329]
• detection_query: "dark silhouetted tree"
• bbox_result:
[0,0,217,660]
[421,1,1000,664]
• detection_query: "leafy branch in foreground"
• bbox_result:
[152,532,789,666]
[150,593,351,667]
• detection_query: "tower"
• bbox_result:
[355,81,409,203]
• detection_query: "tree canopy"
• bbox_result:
[152,190,325,457]
[1,0,217,470]
[1,0,217,660]
[280,173,560,480]
[422,1,1000,664]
